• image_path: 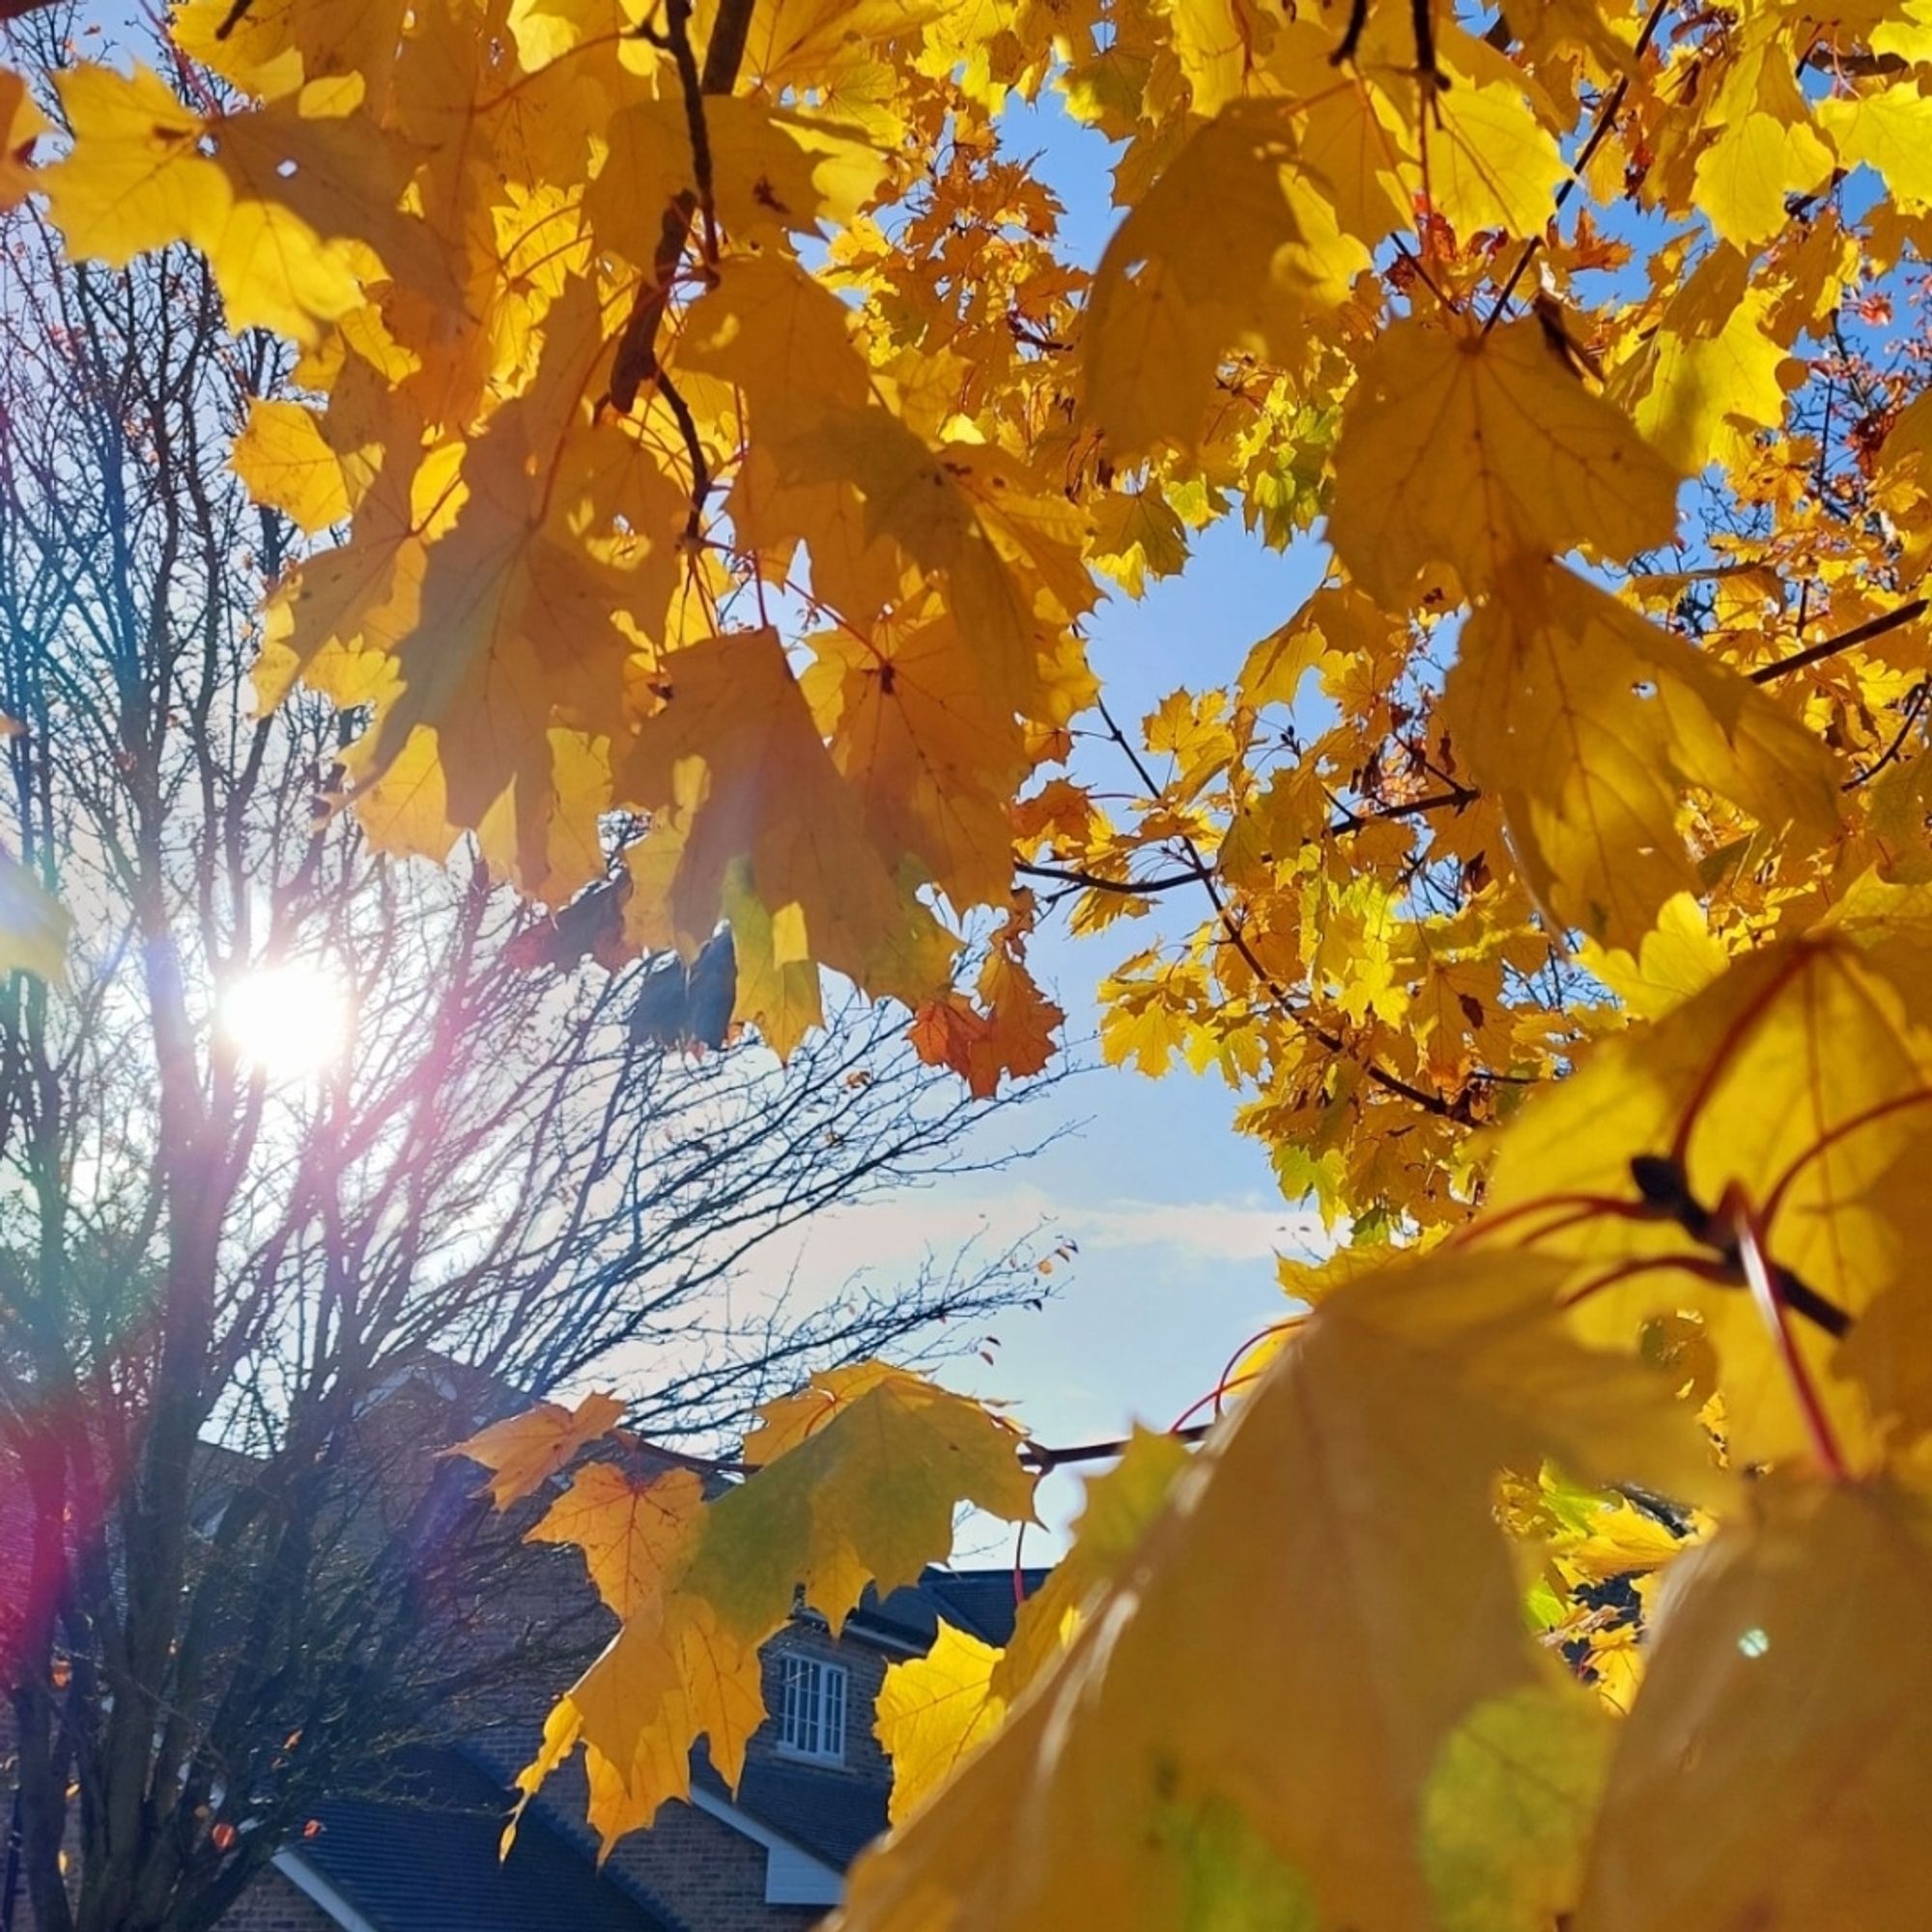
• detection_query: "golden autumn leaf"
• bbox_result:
[1619,244,1793,474]
[1444,559,1839,946]
[871,1426,1189,1826]
[43,65,431,344]
[685,1363,1038,1638]
[1690,25,1835,248]
[501,1364,1037,1853]
[516,1596,767,1856]
[990,1424,1191,1702]
[1577,1477,1932,1931]
[1328,315,1682,606]
[0,852,71,984]
[444,1390,626,1509]
[234,398,368,533]
[617,626,958,1054]
[0,67,45,211]
[526,1463,706,1622]
[1421,1685,1615,1932]
[1480,894,1932,1470]
[1083,99,1369,458]
[838,1250,1716,1932]
[874,1622,1007,1826]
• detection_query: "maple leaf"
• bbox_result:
[171,0,412,111]
[587,98,888,259]
[991,1425,1190,1702]
[0,852,71,984]
[1691,24,1836,248]
[0,67,46,211]
[1423,1686,1614,1932]
[526,1463,706,1622]
[1328,316,1684,607]
[617,626,959,1054]
[516,1596,767,1856]
[443,1391,626,1508]
[839,1251,1715,1932]
[1482,895,1932,1470]
[804,611,1029,910]
[1617,244,1794,474]
[1577,1477,1932,1930]
[873,1622,1007,1826]
[684,1363,1038,1638]
[1083,100,1369,459]
[43,65,432,344]
[234,399,369,534]
[1445,559,1839,947]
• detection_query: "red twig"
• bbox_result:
[1722,1185,1848,1480]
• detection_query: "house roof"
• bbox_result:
[691,1757,889,1872]
[844,1565,1052,1652]
[292,1747,673,1932]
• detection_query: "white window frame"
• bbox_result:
[778,1653,848,1763]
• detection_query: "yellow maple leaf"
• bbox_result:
[0,852,71,984]
[1444,559,1838,947]
[1420,1686,1616,1932]
[804,610,1029,910]
[685,1363,1037,1638]
[526,1463,706,1622]
[993,1425,1190,1701]
[1691,29,1835,248]
[171,0,411,111]
[1482,897,1932,1470]
[839,1251,1714,1932]
[1576,892,1734,1021]
[444,1390,626,1509]
[588,98,888,263]
[1,67,46,213]
[1577,1477,1932,1930]
[233,398,369,534]
[520,1598,766,1855]
[1328,316,1683,607]
[1083,99,1369,458]
[1620,244,1793,474]
[874,1622,1008,1826]
[43,65,430,345]
[618,626,959,1051]
[1820,81,1932,216]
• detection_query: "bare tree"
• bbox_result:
[0,137,1049,1932]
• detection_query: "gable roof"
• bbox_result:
[843,1565,1053,1653]
[289,1747,674,1932]
[690,1756,888,1872]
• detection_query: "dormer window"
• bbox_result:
[778,1655,847,1763]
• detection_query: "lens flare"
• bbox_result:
[218,961,353,1080]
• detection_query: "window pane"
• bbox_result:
[825,1666,846,1757]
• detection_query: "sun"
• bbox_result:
[218,961,354,1081]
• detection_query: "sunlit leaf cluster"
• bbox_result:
[14,0,1932,1918]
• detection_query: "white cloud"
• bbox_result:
[781,1179,1322,1283]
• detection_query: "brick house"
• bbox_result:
[3,1366,1044,1932]
[212,1566,1043,1932]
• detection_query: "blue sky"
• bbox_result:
[775,99,1332,1547]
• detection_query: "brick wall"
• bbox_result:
[602,1797,820,1932]
[215,1867,340,1932]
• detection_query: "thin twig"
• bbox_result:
[1844,680,1929,791]
[1484,0,1671,333]
[1092,698,1466,1121]
[607,0,757,412]
[1748,597,1930,684]
[654,368,709,540]
[1014,859,1209,896]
